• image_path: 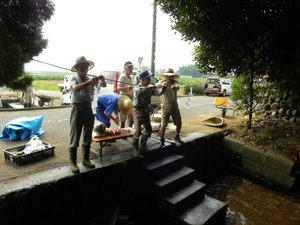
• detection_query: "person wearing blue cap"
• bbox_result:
[132,71,167,157]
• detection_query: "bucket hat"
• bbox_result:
[71,56,94,72]
[160,68,180,80]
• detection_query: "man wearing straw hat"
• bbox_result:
[95,93,133,128]
[68,56,106,173]
[158,68,184,147]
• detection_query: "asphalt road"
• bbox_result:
[0,95,238,183]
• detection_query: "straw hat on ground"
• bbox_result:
[160,68,180,80]
[71,56,94,72]
[118,95,133,115]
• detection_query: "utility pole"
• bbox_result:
[151,2,157,75]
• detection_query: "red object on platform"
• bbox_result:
[113,71,118,93]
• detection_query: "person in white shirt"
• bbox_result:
[60,89,71,105]
[117,61,139,128]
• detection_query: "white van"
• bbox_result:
[99,70,122,94]
[58,75,75,92]
[203,78,232,97]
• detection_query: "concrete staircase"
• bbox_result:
[144,152,227,225]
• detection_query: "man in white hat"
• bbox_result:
[95,93,133,128]
[117,61,138,128]
[158,68,184,147]
[60,89,71,105]
[68,56,106,173]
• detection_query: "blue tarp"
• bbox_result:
[0,116,45,141]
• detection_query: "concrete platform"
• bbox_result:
[0,132,227,225]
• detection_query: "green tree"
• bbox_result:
[0,0,54,88]
[177,64,202,77]
[10,74,35,92]
[156,0,300,128]
[231,75,262,117]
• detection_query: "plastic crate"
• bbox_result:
[3,142,55,166]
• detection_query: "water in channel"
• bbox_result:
[206,172,300,225]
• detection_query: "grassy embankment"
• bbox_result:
[30,72,66,91]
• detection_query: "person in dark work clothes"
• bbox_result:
[132,71,166,157]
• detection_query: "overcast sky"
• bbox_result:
[25,0,196,74]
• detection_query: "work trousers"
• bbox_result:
[69,103,94,150]
[132,108,152,140]
[120,95,134,127]
[120,112,133,127]
[161,103,182,128]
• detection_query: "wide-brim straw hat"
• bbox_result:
[160,68,180,80]
[71,56,94,72]
[118,95,133,115]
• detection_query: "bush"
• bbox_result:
[181,78,205,95]
[183,83,204,95]
[230,75,263,116]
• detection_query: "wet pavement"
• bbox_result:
[207,172,300,225]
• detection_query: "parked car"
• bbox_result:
[203,77,232,97]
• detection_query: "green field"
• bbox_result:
[27,71,75,80]
[32,80,61,91]
[28,71,206,95]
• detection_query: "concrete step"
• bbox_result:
[145,154,184,179]
[153,166,196,196]
[161,179,207,215]
[176,195,228,225]
[143,145,176,163]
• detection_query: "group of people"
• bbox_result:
[68,56,183,173]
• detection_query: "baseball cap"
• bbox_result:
[124,61,134,67]
[139,71,152,79]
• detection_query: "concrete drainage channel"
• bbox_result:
[223,136,300,191]
[0,132,229,225]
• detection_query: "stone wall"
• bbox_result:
[255,82,300,125]
[223,136,299,190]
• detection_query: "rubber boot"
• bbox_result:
[128,120,134,128]
[82,145,95,168]
[139,135,150,153]
[69,149,79,173]
[132,138,139,157]
[175,134,184,146]
[160,138,165,148]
